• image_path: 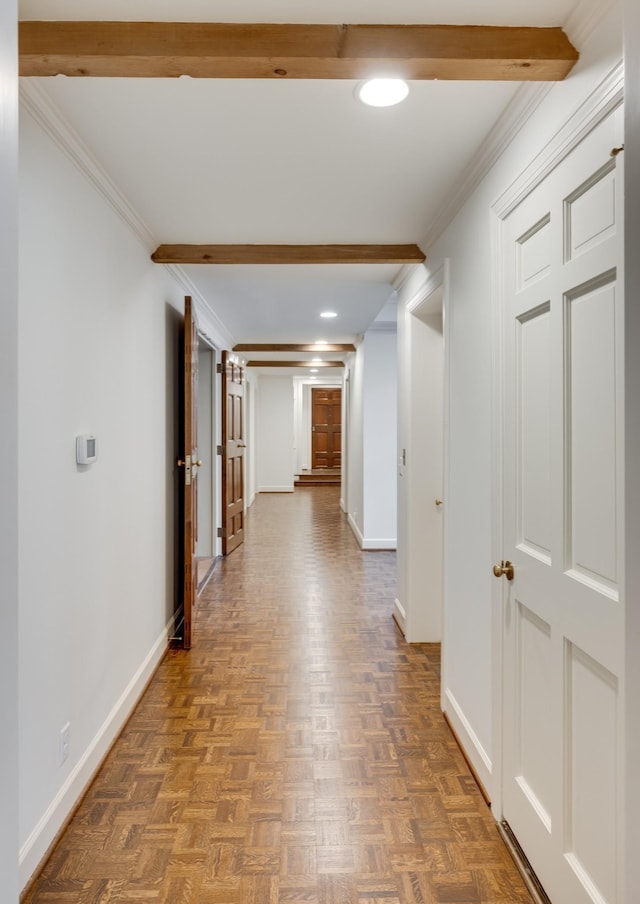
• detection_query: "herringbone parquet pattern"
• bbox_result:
[23,488,533,904]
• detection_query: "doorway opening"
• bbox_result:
[294,378,343,488]
[396,263,449,646]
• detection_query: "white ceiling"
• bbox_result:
[19,0,587,359]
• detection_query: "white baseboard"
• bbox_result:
[348,513,365,547]
[258,486,294,493]
[19,616,175,890]
[393,598,407,636]
[443,686,492,797]
[362,538,397,550]
[340,497,346,513]
[347,514,396,550]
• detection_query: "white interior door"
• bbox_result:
[500,107,624,904]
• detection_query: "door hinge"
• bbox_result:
[217,444,225,456]
[217,527,227,538]
[216,363,223,373]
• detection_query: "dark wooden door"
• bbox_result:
[180,296,199,650]
[311,388,342,469]
[221,350,245,554]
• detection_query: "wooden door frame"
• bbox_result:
[489,69,624,827]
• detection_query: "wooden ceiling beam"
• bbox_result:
[151,244,425,265]
[19,22,579,81]
[234,344,356,353]
[246,360,345,368]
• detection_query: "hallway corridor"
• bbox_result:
[24,488,533,904]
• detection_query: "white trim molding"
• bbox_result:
[168,266,235,351]
[421,82,553,251]
[20,82,156,252]
[361,538,397,551]
[347,513,364,547]
[406,263,446,314]
[19,615,177,891]
[443,687,493,796]
[393,599,407,636]
[419,0,622,253]
[19,82,237,352]
[347,514,396,550]
[493,61,623,219]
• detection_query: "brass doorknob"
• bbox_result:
[193,460,202,467]
[435,499,443,506]
[493,560,515,581]
[177,459,185,467]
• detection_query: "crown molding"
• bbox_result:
[419,0,621,253]
[20,80,156,251]
[165,265,235,350]
[19,81,238,348]
[563,0,620,49]
[492,59,623,218]
[420,80,553,252]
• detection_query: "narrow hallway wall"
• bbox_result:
[18,105,187,886]
[397,2,623,796]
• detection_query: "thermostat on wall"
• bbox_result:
[76,434,97,465]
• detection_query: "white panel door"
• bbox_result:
[501,108,624,904]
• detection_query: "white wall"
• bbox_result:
[362,331,397,548]
[256,375,294,492]
[0,1,19,898]
[346,347,364,538]
[293,378,311,473]
[624,0,640,896]
[347,332,397,550]
[18,107,186,887]
[396,298,444,642]
[397,3,623,794]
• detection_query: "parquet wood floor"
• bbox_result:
[23,488,533,904]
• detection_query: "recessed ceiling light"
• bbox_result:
[310,368,319,373]
[320,311,338,319]
[315,340,328,346]
[356,78,410,108]
[312,357,323,362]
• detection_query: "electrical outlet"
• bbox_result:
[58,722,70,766]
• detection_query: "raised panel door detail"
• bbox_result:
[566,276,618,595]
[500,105,623,904]
[516,602,554,832]
[517,215,551,291]
[565,642,618,904]
[221,351,245,555]
[565,163,617,262]
[311,387,341,470]
[517,304,552,563]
